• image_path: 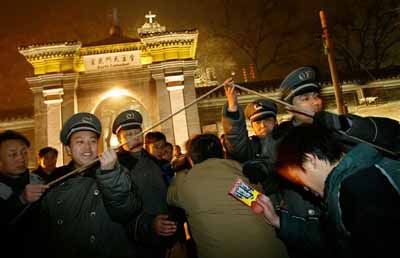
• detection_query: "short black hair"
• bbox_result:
[0,130,30,147]
[165,142,173,150]
[187,134,224,164]
[145,131,166,145]
[276,124,343,171]
[38,147,58,158]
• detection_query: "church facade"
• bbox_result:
[17,12,201,164]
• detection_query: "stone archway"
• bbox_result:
[93,95,149,152]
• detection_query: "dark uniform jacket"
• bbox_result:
[221,103,400,258]
[39,161,142,258]
[324,144,400,258]
[118,150,169,258]
[0,171,44,258]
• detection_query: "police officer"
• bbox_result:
[222,88,278,162]
[280,66,400,153]
[39,112,141,258]
[112,110,177,258]
[222,83,280,193]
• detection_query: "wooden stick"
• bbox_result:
[232,83,314,117]
[320,10,346,114]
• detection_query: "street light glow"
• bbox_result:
[104,89,128,98]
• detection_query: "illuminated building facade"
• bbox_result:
[17,11,200,164]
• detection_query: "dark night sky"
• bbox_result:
[0,0,334,118]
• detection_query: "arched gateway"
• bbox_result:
[19,11,201,164]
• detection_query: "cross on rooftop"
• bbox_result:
[145,11,156,23]
[112,8,119,26]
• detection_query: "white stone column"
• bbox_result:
[150,60,200,151]
[152,73,175,141]
[167,84,189,151]
[43,88,64,166]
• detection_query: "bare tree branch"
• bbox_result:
[206,0,311,79]
[332,0,400,72]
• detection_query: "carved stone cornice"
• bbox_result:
[140,30,198,46]
[18,41,82,61]
[27,73,79,93]
[0,117,34,130]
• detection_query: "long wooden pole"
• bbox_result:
[320,10,347,114]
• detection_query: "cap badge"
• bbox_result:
[254,103,263,111]
[299,70,313,81]
[126,112,134,119]
[81,116,93,123]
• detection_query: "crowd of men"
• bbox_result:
[1,66,399,258]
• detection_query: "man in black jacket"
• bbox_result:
[113,110,177,258]
[39,112,142,258]
[0,130,48,258]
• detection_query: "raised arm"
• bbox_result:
[221,78,259,161]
